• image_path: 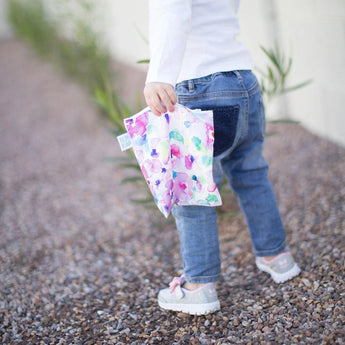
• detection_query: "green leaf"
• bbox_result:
[136,93,143,109]
[121,176,143,184]
[282,79,313,93]
[260,46,280,72]
[268,119,300,124]
[265,131,279,137]
[105,128,123,137]
[217,210,240,219]
[257,42,312,107]
[130,197,154,204]
[267,66,274,81]
[119,163,141,170]
[137,59,150,64]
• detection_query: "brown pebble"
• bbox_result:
[1,37,344,345]
[262,326,272,333]
[177,312,190,318]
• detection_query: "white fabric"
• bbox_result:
[146,0,253,86]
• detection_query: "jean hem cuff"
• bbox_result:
[254,241,287,257]
[185,274,220,284]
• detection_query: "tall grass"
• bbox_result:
[7,0,111,92]
[8,0,57,57]
[7,0,153,206]
[93,76,155,205]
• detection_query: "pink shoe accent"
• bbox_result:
[262,251,290,264]
[169,275,185,293]
[169,275,214,294]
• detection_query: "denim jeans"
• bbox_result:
[173,70,286,283]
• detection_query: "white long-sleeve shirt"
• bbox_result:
[146,0,253,86]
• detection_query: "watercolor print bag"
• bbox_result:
[122,103,222,218]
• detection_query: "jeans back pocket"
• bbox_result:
[200,105,240,157]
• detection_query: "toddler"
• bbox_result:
[143,0,301,315]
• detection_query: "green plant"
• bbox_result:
[7,0,111,92]
[7,0,153,207]
[93,75,155,206]
[256,42,312,105]
[7,0,58,57]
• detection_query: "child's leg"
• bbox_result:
[172,204,221,284]
[220,82,287,257]
[222,151,287,256]
[219,78,300,282]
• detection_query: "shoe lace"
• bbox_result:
[169,275,185,293]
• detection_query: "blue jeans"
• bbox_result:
[173,70,286,283]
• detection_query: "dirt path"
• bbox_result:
[0,38,344,344]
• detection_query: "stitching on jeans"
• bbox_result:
[177,83,260,101]
[185,274,220,282]
[233,71,250,139]
[255,241,286,256]
[178,91,248,103]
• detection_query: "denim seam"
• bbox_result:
[247,82,260,96]
[185,273,220,283]
[177,84,260,101]
[176,73,219,87]
[254,241,287,257]
[178,91,248,103]
[233,71,249,140]
[176,70,254,87]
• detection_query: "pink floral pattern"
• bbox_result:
[124,104,222,217]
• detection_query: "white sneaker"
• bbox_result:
[256,251,301,283]
[158,276,220,315]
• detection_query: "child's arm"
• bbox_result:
[144,0,192,116]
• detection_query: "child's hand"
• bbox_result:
[144,82,177,116]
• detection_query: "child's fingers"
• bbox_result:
[164,85,177,106]
[144,82,176,116]
[146,92,167,116]
[160,88,176,113]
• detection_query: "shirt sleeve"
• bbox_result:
[146,0,192,86]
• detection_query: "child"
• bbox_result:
[144,0,300,315]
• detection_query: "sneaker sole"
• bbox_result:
[158,300,220,315]
[256,259,301,283]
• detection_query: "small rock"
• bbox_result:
[302,278,311,287]
[177,312,189,318]
[262,326,272,333]
[120,328,130,335]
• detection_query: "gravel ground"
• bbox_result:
[0,39,344,345]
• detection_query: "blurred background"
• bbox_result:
[1,0,344,146]
[1,1,345,343]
